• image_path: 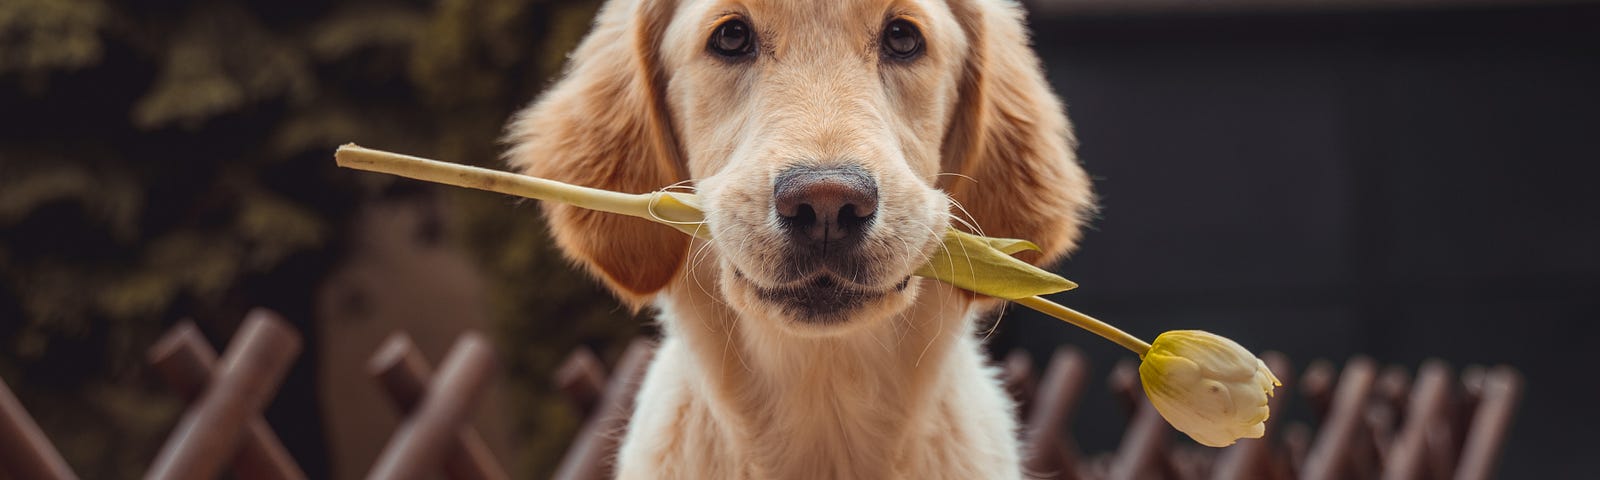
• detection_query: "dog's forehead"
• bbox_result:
[742,0,894,25]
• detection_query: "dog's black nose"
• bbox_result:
[773,165,878,250]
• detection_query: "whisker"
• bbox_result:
[645,192,708,228]
[935,172,977,185]
[678,222,730,310]
[661,179,698,192]
[944,212,982,237]
[945,194,985,237]
[868,316,893,355]
[979,300,1007,342]
[719,303,753,374]
[914,222,955,368]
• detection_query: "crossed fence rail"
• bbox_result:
[0,309,1519,479]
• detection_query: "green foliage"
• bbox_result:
[131,3,316,129]
[0,0,627,477]
[0,0,108,83]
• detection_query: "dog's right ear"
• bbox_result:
[941,0,1095,267]
[506,0,686,308]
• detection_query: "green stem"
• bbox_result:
[335,144,650,217]
[335,144,708,238]
[1013,295,1151,356]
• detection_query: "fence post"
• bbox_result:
[365,332,496,480]
[147,321,307,480]
[369,333,508,480]
[146,309,303,480]
[0,375,78,480]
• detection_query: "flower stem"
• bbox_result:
[334,144,708,238]
[1013,295,1151,356]
[335,144,649,217]
[333,145,1146,350]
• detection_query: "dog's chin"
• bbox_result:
[725,269,919,337]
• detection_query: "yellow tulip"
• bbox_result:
[335,144,1282,448]
[1140,330,1281,447]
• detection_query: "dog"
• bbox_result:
[507,0,1094,477]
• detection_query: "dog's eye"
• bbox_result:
[708,19,756,59]
[881,19,923,60]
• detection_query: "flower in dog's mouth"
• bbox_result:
[334,144,1281,448]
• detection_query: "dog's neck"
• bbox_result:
[655,258,985,477]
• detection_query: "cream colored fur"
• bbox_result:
[506,0,1095,478]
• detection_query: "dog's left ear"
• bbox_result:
[505,0,686,308]
[942,0,1096,266]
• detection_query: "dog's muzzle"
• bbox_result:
[749,164,904,319]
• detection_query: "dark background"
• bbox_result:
[2,0,1596,477]
[996,3,1600,477]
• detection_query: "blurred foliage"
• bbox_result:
[0,0,643,477]
[0,0,108,84]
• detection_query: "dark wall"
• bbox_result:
[992,4,1600,476]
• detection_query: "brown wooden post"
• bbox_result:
[1455,365,1488,451]
[1302,356,1377,480]
[147,321,306,480]
[552,339,657,480]
[1453,366,1521,480]
[146,309,303,480]
[365,332,497,480]
[1282,422,1314,479]
[1000,349,1038,423]
[368,333,509,480]
[1384,360,1453,480]
[554,347,608,419]
[0,376,77,480]
[1366,365,1412,467]
[1021,347,1089,479]
[1107,361,1173,480]
[1301,359,1337,422]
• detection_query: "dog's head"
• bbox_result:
[508,0,1093,335]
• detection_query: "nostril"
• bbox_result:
[836,203,872,227]
[852,200,877,219]
[780,203,818,231]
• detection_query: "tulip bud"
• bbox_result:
[1139,330,1281,447]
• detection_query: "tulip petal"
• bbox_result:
[912,228,1078,300]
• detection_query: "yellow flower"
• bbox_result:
[334,145,1286,449]
[1139,330,1281,447]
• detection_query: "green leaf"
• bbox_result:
[913,228,1078,300]
[982,236,1041,256]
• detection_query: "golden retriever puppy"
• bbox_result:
[507,0,1093,477]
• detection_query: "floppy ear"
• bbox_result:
[506,0,686,307]
[942,0,1096,266]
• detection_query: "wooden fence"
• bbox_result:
[0,309,1520,479]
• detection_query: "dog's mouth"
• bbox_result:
[737,270,912,322]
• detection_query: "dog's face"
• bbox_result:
[660,1,970,332]
[509,0,1094,335]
